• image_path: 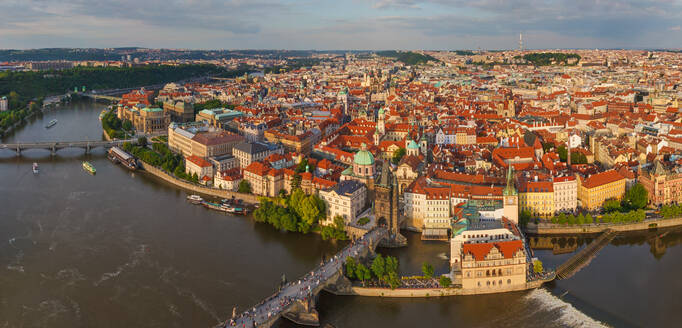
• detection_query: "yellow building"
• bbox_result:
[578,170,626,210]
[518,179,555,218]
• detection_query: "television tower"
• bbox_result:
[519,33,523,51]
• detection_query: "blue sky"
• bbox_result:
[1,0,681,50]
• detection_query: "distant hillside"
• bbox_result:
[0,64,240,108]
[376,51,439,65]
[515,53,581,66]
[0,48,345,62]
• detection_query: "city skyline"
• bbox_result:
[2,0,682,50]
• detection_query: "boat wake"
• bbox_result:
[525,288,606,328]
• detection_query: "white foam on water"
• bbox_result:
[525,288,607,328]
[436,252,449,260]
[94,244,148,286]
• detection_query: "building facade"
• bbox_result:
[639,161,682,206]
[319,180,367,224]
[459,240,527,291]
[232,141,284,169]
[578,170,626,210]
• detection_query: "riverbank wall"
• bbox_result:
[524,216,682,235]
[329,279,549,298]
[138,160,261,204]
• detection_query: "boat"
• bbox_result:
[45,119,58,128]
[82,161,96,174]
[227,206,249,215]
[32,162,39,174]
[187,194,203,204]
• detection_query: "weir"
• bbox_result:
[555,229,617,280]
[221,227,388,328]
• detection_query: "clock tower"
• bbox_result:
[503,165,519,224]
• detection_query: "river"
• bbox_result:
[1,100,680,328]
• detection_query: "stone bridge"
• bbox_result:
[220,227,389,328]
[0,139,137,156]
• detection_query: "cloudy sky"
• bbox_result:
[2,0,681,50]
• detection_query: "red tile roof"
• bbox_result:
[581,170,624,188]
[462,240,524,261]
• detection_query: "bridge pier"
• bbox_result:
[51,145,57,157]
[85,144,90,154]
[15,146,21,156]
[282,295,320,327]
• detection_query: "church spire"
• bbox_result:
[503,165,517,196]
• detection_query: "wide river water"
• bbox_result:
[1,100,681,327]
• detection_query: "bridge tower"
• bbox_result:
[374,160,407,247]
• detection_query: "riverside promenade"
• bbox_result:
[137,161,261,204]
[524,216,682,235]
[222,228,388,328]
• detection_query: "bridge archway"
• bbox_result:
[377,217,388,228]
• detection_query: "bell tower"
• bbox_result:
[503,165,519,224]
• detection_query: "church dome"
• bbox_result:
[407,139,419,149]
[354,144,375,166]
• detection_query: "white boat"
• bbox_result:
[32,162,39,174]
[45,119,58,128]
[187,195,203,203]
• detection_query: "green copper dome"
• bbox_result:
[378,107,386,115]
[407,139,419,149]
[354,145,375,166]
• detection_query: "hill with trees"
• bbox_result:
[0,64,244,110]
[515,53,581,66]
[376,51,439,65]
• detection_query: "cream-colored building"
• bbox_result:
[168,122,243,159]
[403,177,451,235]
[232,141,284,169]
[185,155,214,185]
[459,240,527,291]
[242,161,284,197]
[553,175,578,212]
[318,180,367,225]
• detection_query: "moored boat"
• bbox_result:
[45,119,58,128]
[82,161,96,174]
[187,194,203,204]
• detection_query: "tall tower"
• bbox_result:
[503,165,519,224]
[567,133,572,167]
[375,160,407,247]
[519,33,523,52]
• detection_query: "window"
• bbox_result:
[507,279,511,285]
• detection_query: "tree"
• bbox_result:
[421,262,434,279]
[439,276,452,288]
[356,263,371,286]
[370,254,386,281]
[387,271,401,290]
[533,259,543,273]
[290,174,302,190]
[344,257,356,280]
[519,210,532,228]
[585,213,593,225]
[392,147,406,165]
[603,198,621,213]
[137,136,147,147]
[238,180,252,194]
[623,183,648,210]
[122,119,133,131]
